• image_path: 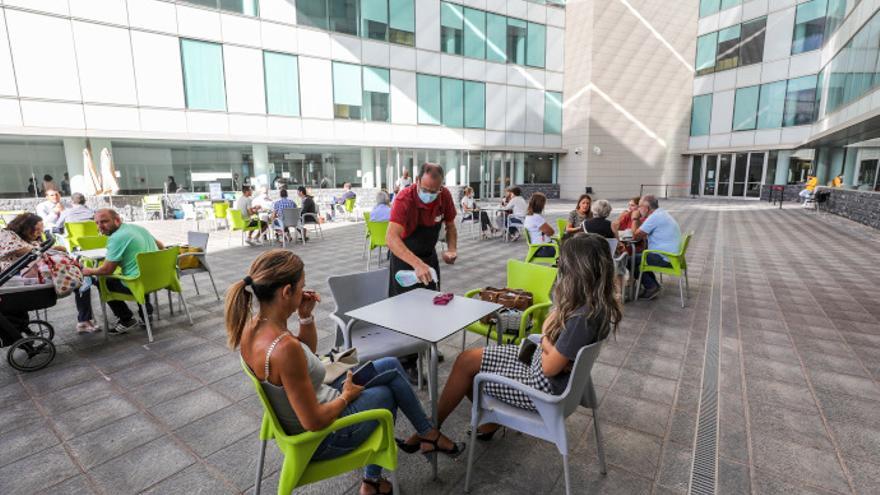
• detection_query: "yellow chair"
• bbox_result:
[65,221,99,251]
[77,235,108,250]
[212,202,229,230]
[365,220,389,270]
[227,209,263,246]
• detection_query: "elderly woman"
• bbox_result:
[582,199,615,238]
[0,213,97,334]
[370,191,391,222]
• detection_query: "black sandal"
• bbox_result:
[361,477,393,495]
[395,437,420,454]
[419,434,465,460]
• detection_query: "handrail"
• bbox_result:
[638,183,693,199]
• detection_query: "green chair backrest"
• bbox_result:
[213,202,228,219]
[507,259,557,305]
[240,358,287,441]
[344,198,356,213]
[66,221,99,249]
[679,231,693,256]
[227,208,246,230]
[362,211,370,223]
[556,218,568,236]
[367,221,389,248]
[77,235,108,250]
[134,247,182,294]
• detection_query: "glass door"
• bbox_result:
[732,153,748,196]
[717,154,732,196]
[703,155,717,196]
[746,152,765,198]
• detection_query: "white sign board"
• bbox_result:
[192,172,233,182]
[208,182,223,200]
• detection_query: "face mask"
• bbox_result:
[418,189,439,204]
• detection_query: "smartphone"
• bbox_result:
[351,361,378,386]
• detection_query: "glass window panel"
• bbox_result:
[441,2,464,55]
[696,32,718,74]
[716,25,741,71]
[329,0,357,35]
[690,94,712,136]
[180,39,227,111]
[783,74,817,126]
[389,0,415,45]
[296,0,328,30]
[219,0,259,15]
[699,0,720,17]
[757,80,786,129]
[720,0,741,9]
[184,0,218,8]
[417,74,441,125]
[464,80,485,129]
[824,0,847,39]
[264,52,300,117]
[507,18,527,65]
[333,62,361,119]
[526,22,545,68]
[792,0,827,54]
[441,77,464,128]
[732,85,759,131]
[363,66,390,122]
[362,0,388,41]
[739,17,766,66]
[544,91,563,134]
[486,13,507,63]
[463,8,486,59]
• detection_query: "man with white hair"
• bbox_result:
[632,195,681,300]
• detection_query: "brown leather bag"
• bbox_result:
[479,287,533,324]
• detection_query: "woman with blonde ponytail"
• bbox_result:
[228,249,461,495]
[434,233,622,439]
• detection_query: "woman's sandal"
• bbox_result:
[419,434,465,460]
[361,477,393,495]
[466,425,503,442]
[394,437,420,454]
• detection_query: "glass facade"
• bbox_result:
[416,75,485,129]
[690,94,712,136]
[388,0,415,45]
[727,77,819,132]
[181,0,259,16]
[417,74,441,125]
[695,17,765,75]
[732,86,759,131]
[296,0,415,46]
[332,62,363,119]
[819,7,880,117]
[463,81,486,129]
[180,39,227,111]
[362,66,390,122]
[263,52,300,117]
[699,0,742,18]
[783,75,818,127]
[792,0,828,54]
[544,91,563,135]
[439,3,545,68]
[757,81,786,129]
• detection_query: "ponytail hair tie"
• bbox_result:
[243,276,253,286]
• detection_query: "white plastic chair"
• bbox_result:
[327,269,430,388]
[274,207,304,247]
[464,336,607,495]
[459,209,479,240]
[301,203,324,240]
[178,231,220,301]
[504,214,526,242]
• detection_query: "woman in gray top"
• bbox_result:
[227,250,461,495]
[565,194,593,236]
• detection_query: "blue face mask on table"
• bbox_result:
[418,189,439,204]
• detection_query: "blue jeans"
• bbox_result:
[311,357,433,478]
[634,252,672,290]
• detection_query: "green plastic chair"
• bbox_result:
[552,218,568,244]
[227,209,263,246]
[240,359,399,495]
[462,260,557,348]
[65,221,99,251]
[524,228,559,265]
[96,246,193,342]
[142,195,164,220]
[637,231,693,308]
[212,202,229,230]
[365,220,389,270]
[77,235,108,250]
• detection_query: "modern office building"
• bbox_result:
[688,0,880,198]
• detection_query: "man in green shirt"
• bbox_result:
[83,209,165,335]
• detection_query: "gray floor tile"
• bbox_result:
[808,369,880,402]
[148,387,233,430]
[846,457,880,495]
[622,350,682,380]
[0,445,81,495]
[67,412,164,469]
[0,420,60,468]
[656,442,692,493]
[129,371,204,408]
[89,436,196,494]
[142,463,238,495]
[609,367,677,405]
[44,475,96,495]
[52,394,140,440]
[747,401,833,451]
[598,394,670,438]
[206,435,284,491]
[175,404,260,457]
[717,458,750,495]
[36,377,116,416]
[580,422,662,479]
[750,435,850,494]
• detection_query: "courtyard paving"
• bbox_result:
[0,198,878,494]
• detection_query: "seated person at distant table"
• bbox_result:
[271,188,307,242]
[82,209,164,335]
[370,191,391,222]
[235,185,268,244]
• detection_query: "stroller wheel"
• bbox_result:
[24,320,55,341]
[7,337,56,372]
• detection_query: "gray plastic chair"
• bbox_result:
[275,207,304,247]
[178,231,220,301]
[464,336,606,495]
[327,268,430,386]
[301,208,324,240]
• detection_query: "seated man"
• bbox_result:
[631,195,680,301]
[799,175,818,205]
[58,192,95,227]
[329,182,356,221]
[271,188,307,242]
[82,209,165,335]
[297,186,318,223]
[35,189,65,234]
[234,186,267,245]
[370,191,391,222]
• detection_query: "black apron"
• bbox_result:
[388,221,442,296]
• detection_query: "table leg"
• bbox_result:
[429,343,439,480]
[630,248,638,301]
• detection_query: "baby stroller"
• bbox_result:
[0,234,58,371]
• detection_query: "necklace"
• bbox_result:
[255,316,288,331]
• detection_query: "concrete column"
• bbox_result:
[815,147,831,184]
[63,137,87,195]
[829,147,846,182]
[774,150,791,185]
[360,148,375,188]
[252,144,270,189]
[842,148,858,187]
[444,150,458,185]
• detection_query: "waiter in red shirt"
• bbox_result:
[386,162,458,296]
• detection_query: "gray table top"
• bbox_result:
[77,248,107,260]
[345,288,503,344]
